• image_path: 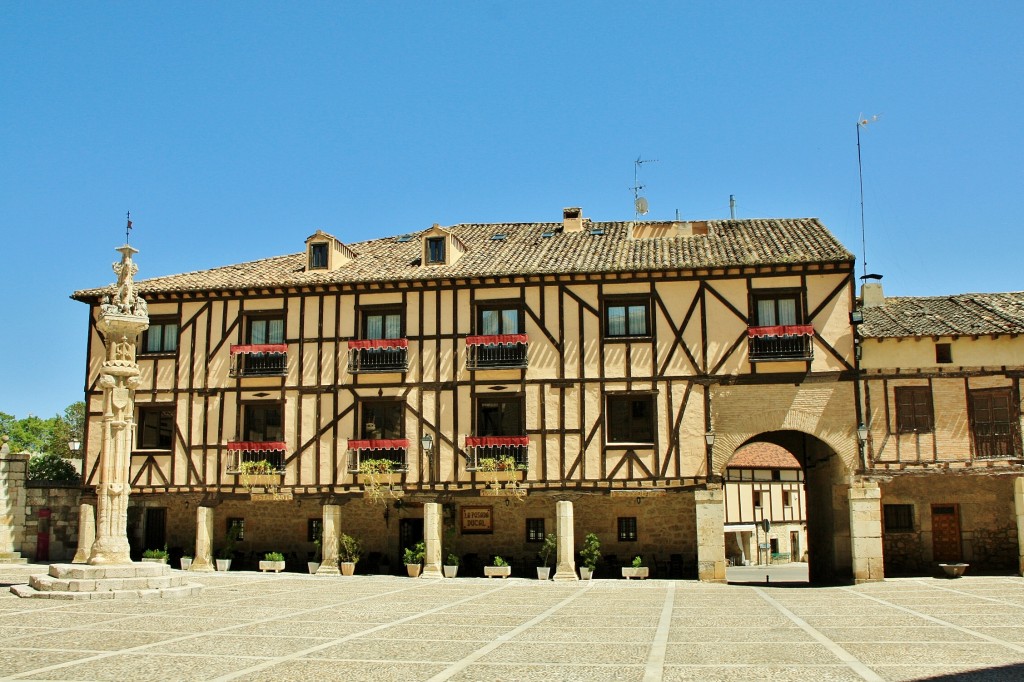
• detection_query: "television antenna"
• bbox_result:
[856,114,880,279]
[630,156,657,218]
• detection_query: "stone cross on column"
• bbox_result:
[89,245,149,565]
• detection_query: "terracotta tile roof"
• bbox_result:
[72,218,853,299]
[727,442,801,469]
[861,292,1024,338]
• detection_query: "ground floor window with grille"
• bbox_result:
[227,518,245,541]
[883,504,914,533]
[618,517,638,542]
[526,518,545,543]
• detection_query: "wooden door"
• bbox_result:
[144,507,167,552]
[931,504,961,562]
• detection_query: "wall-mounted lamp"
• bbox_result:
[68,438,81,454]
[856,424,869,444]
[849,310,864,325]
[504,498,510,507]
[636,496,642,505]
[704,431,716,447]
[420,433,434,453]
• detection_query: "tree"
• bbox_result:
[47,401,86,458]
[28,451,80,482]
[5,414,54,453]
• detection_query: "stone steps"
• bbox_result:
[0,552,29,565]
[10,562,203,600]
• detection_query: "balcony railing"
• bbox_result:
[465,436,529,471]
[346,439,410,472]
[230,344,288,377]
[225,441,286,474]
[466,334,529,370]
[974,428,1017,459]
[747,325,814,362]
[347,339,409,373]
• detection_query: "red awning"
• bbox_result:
[465,436,530,447]
[347,438,410,450]
[230,344,288,355]
[347,338,409,349]
[466,334,529,347]
[747,325,815,338]
[227,441,286,451]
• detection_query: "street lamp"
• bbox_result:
[704,431,716,447]
[856,424,869,444]
[420,433,433,453]
[68,438,82,455]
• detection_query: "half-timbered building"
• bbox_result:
[859,285,1024,575]
[72,209,877,581]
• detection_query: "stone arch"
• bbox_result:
[711,408,858,478]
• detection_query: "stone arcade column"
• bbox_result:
[849,481,885,583]
[421,502,443,578]
[0,438,30,564]
[695,488,727,582]
[71,503,96,564]
[1013,477,1024,576]
[89,245,149,565]
[316,504,341,575]
[190,506,216,572]
[552,500,578,581]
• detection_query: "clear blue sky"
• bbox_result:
[3,2,1022,419]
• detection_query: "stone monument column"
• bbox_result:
[421,502,443,578]
[316,504,341,575]
[190,506,216,572]
[552,500,578,581]
[89,245,149,565]
[71,503,96,564]
[695,487,727,582]
[849,482,885,583]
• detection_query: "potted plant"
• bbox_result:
[443,553,460,579]
[536,533,556,580]
[404,541,425,578]
[308,531,322,574]
[259,551,286,573]
[179,554,193,571]
[237,458,280,490]
[339,533,361,576]
[141,546,168,564]
[579,532,600,580]
[622,555,649,580]
[484,555,511,578]
[359,458,401,503]
[216,523,241,571]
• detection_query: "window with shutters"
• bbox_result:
[895,386,934,433]
[970,387,1019,458]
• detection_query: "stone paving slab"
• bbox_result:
[3,563,1024,681]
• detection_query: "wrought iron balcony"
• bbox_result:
[230,344,288,377]
[464,436,529,471]
[747,325,814,362]
[347,339,409,373]
[225,441,286,474]
[466,334,529,370]
[346,439,410,473]
[974,427,1016,459]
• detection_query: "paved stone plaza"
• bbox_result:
[2,564,1024,681]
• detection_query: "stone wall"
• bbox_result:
[881,473,1018,575]
[130,489,699,576]
[20,483,82,562]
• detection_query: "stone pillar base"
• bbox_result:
[849,482,885,583]
[695,488,727,583]
[553,500,578,581]
[11,562,203,600]
[0,551,28,565]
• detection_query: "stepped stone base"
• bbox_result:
[10,562,203,600]
[0,552,29,565]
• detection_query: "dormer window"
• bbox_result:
[426,237,446,264]
[304,230,355,272]
[309,243,328,270]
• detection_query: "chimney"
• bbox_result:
[562,207,583,232]
[861,282,884,307]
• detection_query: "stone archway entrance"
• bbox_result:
[725,430,852,584]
